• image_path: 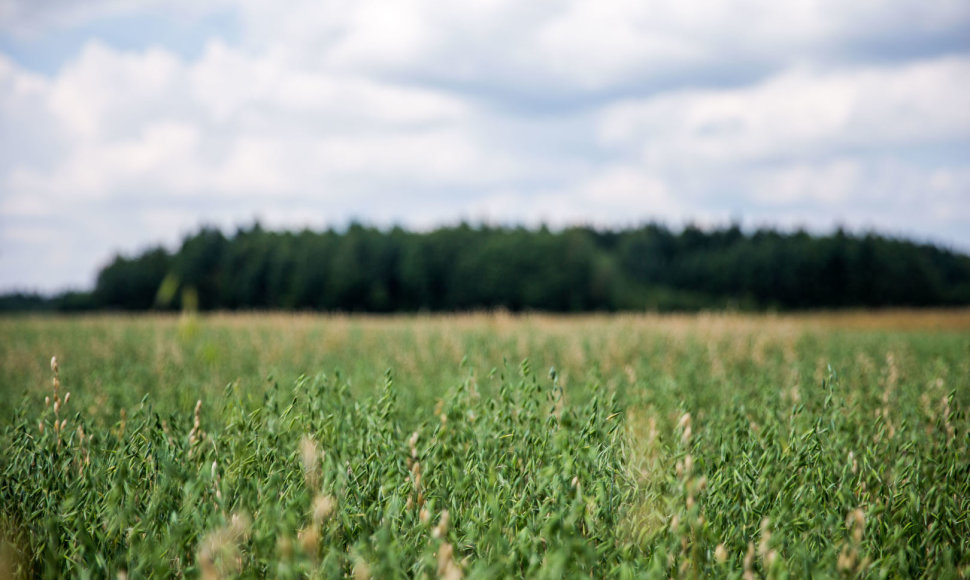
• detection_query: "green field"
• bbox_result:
[1,312,968,578]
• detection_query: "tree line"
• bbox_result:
[5,222,970,312]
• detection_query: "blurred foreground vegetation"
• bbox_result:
[1,311,968,577]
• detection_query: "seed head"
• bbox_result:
[51,356,58,374]
[437,542,463,580]
[758,518,772,557]
[409,431,419,458]
[742,542,756,580]
[437,542,453,570]
[276,536,293,559]
[714,543,728,564]
[847,508,865,543]
[432,510,450,539]
[837,547,855,573]
[352,552,371,580]
[677,412,691,429]
[312,494,335,524]
[228,512,250,538]
[300,435,321,488]
[298,525,319,556]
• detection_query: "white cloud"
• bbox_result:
[747,159,863,205]
[1,0,969,292]
[0,0,233,39]
[48,41,186,140]
[234,0,970,97]
[598,56,970,170]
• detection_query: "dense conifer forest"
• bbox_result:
[5,223,970,312]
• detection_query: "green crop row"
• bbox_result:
[1,313,967,577]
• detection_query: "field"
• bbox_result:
[1,311,968,578]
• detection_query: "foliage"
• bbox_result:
[0,313,968,577]
[8,223,970,312]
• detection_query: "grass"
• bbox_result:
[1,310,968,577]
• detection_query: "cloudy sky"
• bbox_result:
[1,0,969,293]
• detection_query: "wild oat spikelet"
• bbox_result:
[297,525,319,558]
[197,512,251,580]
[941,394,955,444]
[742,542,756,580]
[411,461,422,487]
[678,412,692,444]
[437,542,463,580]
[432,510,450,539]
[847,508,865,544]
[714,543,728,564]
[299,435,321,489]
[352,554,371,580]
[409,431,419,459]
[188,400,204,453]
[410,461,424,509]
[838,507,868,575]
[47,354,68,441]
[758,518,777,569]
[312,494,335,525]
[276,536,293,560]
[837,548,854,574]
[210,461,223,503]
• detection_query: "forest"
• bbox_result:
[5,222,970,312]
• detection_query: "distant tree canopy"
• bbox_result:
[6,222,970,312]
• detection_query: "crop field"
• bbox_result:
[1,311,968,578]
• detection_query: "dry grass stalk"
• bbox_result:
[197,512,251,580]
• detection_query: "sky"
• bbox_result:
[1,0,969,293]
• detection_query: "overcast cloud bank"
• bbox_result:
[2,0,969,292]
